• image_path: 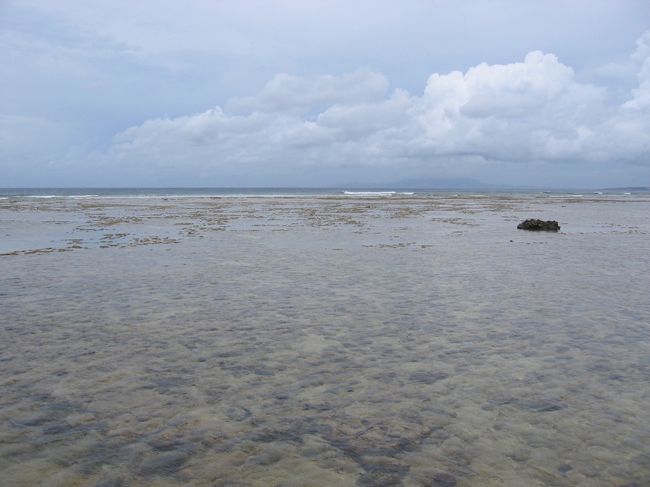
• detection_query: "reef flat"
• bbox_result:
[1,194,649,486]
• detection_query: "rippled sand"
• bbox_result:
[1,194,649,486]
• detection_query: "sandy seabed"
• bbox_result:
[1,194,649,486]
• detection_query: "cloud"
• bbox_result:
[602,32,650,162]
[226,70,390,115]
[103,33,650,181]
[624,31,650,110]
[410,51,609,163]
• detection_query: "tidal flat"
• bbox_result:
[1,194,649,486]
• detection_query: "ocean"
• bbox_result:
[1,186,646,199]
[1,191,649,486]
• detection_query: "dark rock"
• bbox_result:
[558,464,573,474]
[517,219,560,232]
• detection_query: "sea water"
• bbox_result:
[1,193,649,486]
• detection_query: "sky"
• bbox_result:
[1,0,650,188]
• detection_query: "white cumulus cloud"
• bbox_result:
[104,33,650,179]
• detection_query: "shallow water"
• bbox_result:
[1,195,649,486]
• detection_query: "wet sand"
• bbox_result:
[1,194,649,486]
